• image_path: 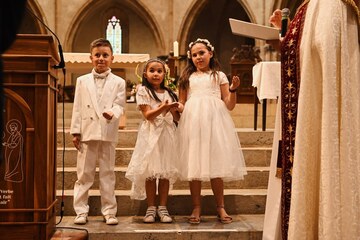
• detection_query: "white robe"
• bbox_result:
[288,0,360,239]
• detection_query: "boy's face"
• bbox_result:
[90,46,114,73]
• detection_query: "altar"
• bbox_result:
[252,61,280,130]
[63,52,149,73]
[60,52,149,102]
[253,61,282,240]
[252,61,280,102]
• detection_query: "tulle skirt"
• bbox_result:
[125,122,178,200]
[177,95,247,181]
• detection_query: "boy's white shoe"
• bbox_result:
[104,214,118,225]
[74,213,88,225]
[157,206,172,223]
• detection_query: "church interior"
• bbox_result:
[0,0,321,239]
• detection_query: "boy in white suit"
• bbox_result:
[70,38,126,225]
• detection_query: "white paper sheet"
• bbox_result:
[229,18,280,40]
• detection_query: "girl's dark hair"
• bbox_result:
[142,58,178,102]
[179,38,221,90]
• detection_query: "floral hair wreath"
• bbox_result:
[187,38,215,59]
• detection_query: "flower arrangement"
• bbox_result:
[164,64,178,92]
[134,63,143,84]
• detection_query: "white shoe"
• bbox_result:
[157,206,172,223]
[143,206,156,223]
[74,213,88,225]
[104,214,118,225]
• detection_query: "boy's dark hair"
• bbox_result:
[90,38,113,54]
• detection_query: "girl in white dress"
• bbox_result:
[125,59,180,223]
[177,38,247,224]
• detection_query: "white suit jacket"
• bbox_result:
[70,72,126,143]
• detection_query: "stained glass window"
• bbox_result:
[106,16,122,54]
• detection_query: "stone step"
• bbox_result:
[56,102,142,117]
[58,116,273,129]
[56,166,269,190]
[55,103,272,235]
[58,101,278,113]
[53,214,264,240]
[57,108,142,117]
[124,118,143,129]
[57,129,274,148]
[57,111,143,125]
[57,103,139,111]
[57,102,276,117]
[55,189,266,216]
[56,147,271,168]
[57,102,277,129]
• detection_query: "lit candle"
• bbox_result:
[173,41,179,57]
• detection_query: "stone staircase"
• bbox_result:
[54,102,275,240]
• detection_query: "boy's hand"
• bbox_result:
[103,111,114,120]
[72,134,81,151]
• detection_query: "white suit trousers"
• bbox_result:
[73,140,117,216]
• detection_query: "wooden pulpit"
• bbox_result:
[0,34,59,240]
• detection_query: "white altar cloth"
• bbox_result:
[63,52,149,72]
[252,61,280,102]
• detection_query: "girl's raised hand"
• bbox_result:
[230,76,240,91]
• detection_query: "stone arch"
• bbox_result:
[18,0,48,34]
[177,0,254,74]
[235,0,258,23]
[64,0,165,56]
